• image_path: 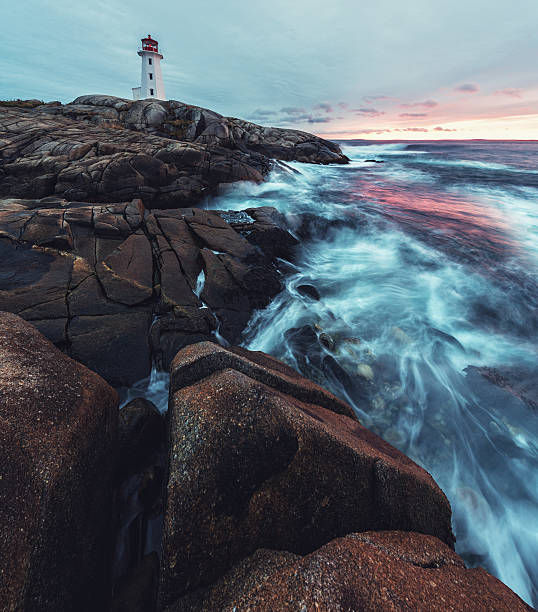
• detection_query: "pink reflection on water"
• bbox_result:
[349,174,516,258]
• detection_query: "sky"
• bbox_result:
[2,0,537,139]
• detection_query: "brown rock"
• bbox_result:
[149,307,216,371]
[185,210,257,260]
[159,343,453,606]
[97,233,154,305]
[118,398,166,478]
[69,311,152,385]
[0,312,118,611]
[168,531,532,611]
[169,342,354,418]
[0,198,290,385]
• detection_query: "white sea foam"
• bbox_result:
[235,142,538,605]
[124,140,538,606]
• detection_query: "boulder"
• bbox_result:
[168,531,533,611]
[0,312,118,611]
[222,206,299,262]
[159,342,453,606]
[466,365,538,410]
[297,283,320,300]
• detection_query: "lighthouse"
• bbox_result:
[132,35,166,100]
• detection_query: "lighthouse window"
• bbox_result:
[149,73,153,80]
[148,58,152,65]
[150,88,154,95]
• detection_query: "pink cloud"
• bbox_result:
[354,107,386,117]
[434,126,457,132]
[399,112,428,118]
[355,128,393,134]
[494,88,523,98]
[455,83,479,93]
[400,99,438,108]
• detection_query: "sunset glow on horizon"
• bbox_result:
[316,87,538,141]
[3,0,537,141]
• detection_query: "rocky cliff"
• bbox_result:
[0,96,347,208]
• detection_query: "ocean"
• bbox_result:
[131,140,538,606]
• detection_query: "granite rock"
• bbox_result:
[0,312,118,611]
[168,531,533,612]
[0,198,291,385]
[159,342,454,606]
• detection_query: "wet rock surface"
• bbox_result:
[0,96,347,208]
[159,342,454,606]
[466,364,538,410]
[0,312,118,612]
[0,197,294,385]
[168,531,532,611]
[0,319,529,611]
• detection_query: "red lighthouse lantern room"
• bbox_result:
[141,35,159,52]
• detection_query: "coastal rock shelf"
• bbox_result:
[0,321,531,611]
[0,197,296,385]
[0,96,347,208]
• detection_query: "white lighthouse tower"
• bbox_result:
[132,34,166,100]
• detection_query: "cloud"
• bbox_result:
[494,88,522,98]
[249,108,278,118]
[307,116,331,123]
[363,95,392,104]
[434,126,457,132]
[455,83,479,93]
[399,112,428,118]
[313,102,333,113]
[354,107,386,116]
[396,127,429,132]
[361,128,392,134]
[337,102,349,109]
[258,105,335,126]
[400,99,438,108]
[280,106,307,115]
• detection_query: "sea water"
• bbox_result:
[128,140,538,606]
